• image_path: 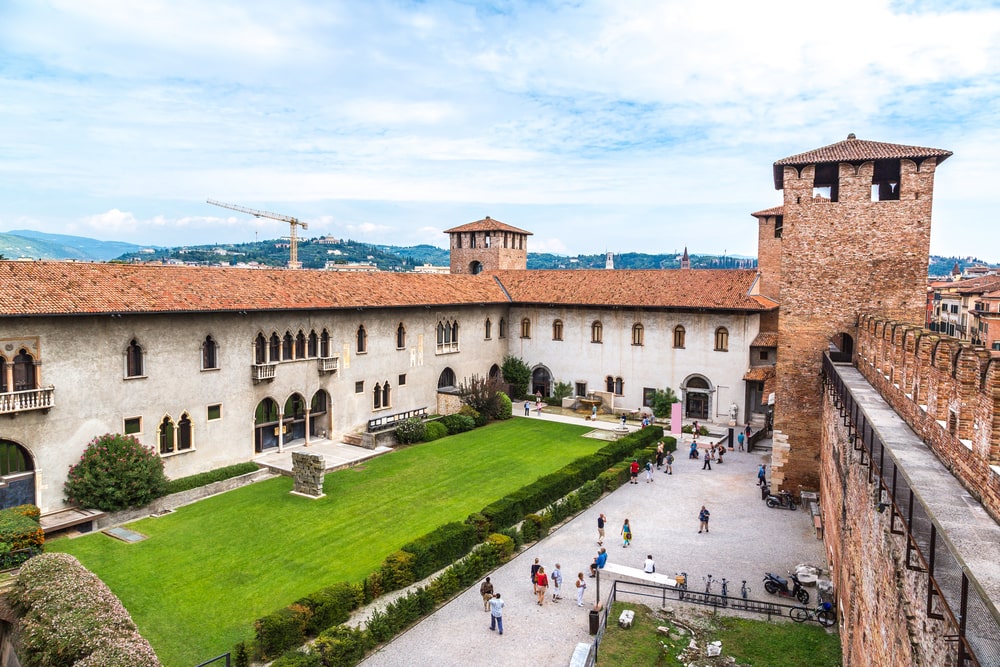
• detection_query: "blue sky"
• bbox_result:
[1,0,998,258]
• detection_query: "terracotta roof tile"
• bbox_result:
[443,217,533,235]
[743,366,776,382]
[773,134,951,188]
[750,206,783,218]
[0,262,510,316]
[492,269,772,311]
[750,331,778,347]
[954,276,1000,295]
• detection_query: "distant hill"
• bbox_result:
[1,229,146,261]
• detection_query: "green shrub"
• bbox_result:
[681,424,709,435]
[521,513,548,541]
[440,414,475,434]
[485,532,515,561]
[234,641,252,667]
[401,522,477,579]
[496,392,513,419]
[271,648,323,667]
[422,420,448,441]
[379,550,417,591]
[314,625,370,667]
[255,605,311,661]
[501,355,531,398]
[63,433,167,511]
[363,570,383,604]
[500,526,523,549]
[298,581,364,635]
[9,553,159,667]
[459,404,487,427]
[0,506,43,553]
[8,504,40,521]
[465,512,491,541]
[165,462,260,494]
[394,417,426,444]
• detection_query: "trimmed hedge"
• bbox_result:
[165,462,260,495]
[422,420,448,441]
[439,414,475,435]
[398,521,477,580]
[10,553,160,667]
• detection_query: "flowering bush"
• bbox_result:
[64,433,167,511]
[10,552,160,667]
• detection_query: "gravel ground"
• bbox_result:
[360,415,827,667]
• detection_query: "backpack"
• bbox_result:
[666,453,674,464]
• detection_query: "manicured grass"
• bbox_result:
[599,602,841,666]
[49,419,597,667]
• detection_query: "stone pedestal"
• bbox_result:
[291,451,326,498]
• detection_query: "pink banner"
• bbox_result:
[671,402,682,436]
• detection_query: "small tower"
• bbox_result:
[443,216,532,274]
[767,134,951,491]
[680,247,691,270]
[605,252,614,270]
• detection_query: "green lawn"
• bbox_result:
[49,419,597,667]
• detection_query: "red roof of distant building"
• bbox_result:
[443,217,533,235]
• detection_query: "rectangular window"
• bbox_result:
[643,387,656,408]
[207,404,222,421]
[398,374,406,386]
[355,381,364,393]
[124,417,142,434]
[575,382,587,397]
[759,350,769,361]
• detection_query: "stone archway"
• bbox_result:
[0,439,35,509]
[310,390,331,439]
[531,365,553,397]
[682,375,712,421]
[254,398,280,452]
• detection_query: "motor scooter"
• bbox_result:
[763,572,810,604]
[765,489,798,510]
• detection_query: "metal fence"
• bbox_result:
[192,653,230,667]
[823,354,1000,667]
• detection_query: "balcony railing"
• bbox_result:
[0,387,55,415]
[252,363,277,383]
[318,356,339,375]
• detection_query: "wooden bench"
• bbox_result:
[39,508,106,535]
[813,514,824,540]
[601,562,681,588]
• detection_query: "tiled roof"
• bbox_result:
[743,366,776,382]
[443,217,533,235]
[750,331,779,347]
[773,134,951,189]
[750,206,783,218]
[492,269,773,311]
[954,276,1000,295]
[0,262,511,316]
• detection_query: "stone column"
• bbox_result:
[291,451,326,498]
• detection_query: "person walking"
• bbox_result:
[757,464,767,486]
[621,518,632,548]
[745,423,752,440]
[737,431,745,451]
[644,459,654,483]
[655,441,664,469]
[702,448,712,470]
[489,593,504,634]
[629,459,640,484]
[589,548,607,577]
[534,566,549,606]
[698,505,711,533]
[621,413,628,427]
[530,557,540,588]
[664,450,674,475]
[597,513,606,546]
[575,572,588,607]
[524,401,531,416]
[551,563,563,602]
[717,446,725,464]
[480,577,494,611]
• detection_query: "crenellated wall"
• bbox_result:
[855,313,1000,521]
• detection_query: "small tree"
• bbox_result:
[652,387,680,419]
[64,434,167,511]
[552,381,573,402]
[501,355,531,399]
[459,373,506,420]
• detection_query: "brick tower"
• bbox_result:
[444,216,532,274]
[765,134,951,491]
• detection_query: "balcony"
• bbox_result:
[318,356,339,375]
[0,387,54,415]
[252,363,277,383]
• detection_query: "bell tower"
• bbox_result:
[444,217,532,274]
[767,134,951,492]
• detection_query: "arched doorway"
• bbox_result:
[254,398,280,452]
[829,332,854,362]
[284,393,307,442]
[683,375,712,420]
[488,364,501,381]
[438,367,457,390]
[310,390,330,438]
[0,440,35,509]
[13,349,36,391]
[469,261,483,274]
[531,366,552,397]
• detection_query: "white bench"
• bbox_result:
[601,562,680,588]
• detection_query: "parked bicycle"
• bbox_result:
[790,601,835,627]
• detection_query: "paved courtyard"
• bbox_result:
[361,413,828,667]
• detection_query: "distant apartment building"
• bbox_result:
[929,274,1000,341]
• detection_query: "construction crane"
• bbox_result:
[207,199,309,269]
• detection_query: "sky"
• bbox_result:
[1,0,998,259]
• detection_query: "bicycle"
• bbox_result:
[740,580,751,600]
[790,601,835,627]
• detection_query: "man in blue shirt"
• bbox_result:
[589,548,607,577]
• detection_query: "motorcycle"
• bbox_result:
[763,572,810,604]
[765,489,799,510]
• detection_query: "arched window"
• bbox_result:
[178,413,192,451]
[382,382,391,408]
[13,349,37,390]
[499,318,507,338]
[632,323,644,346]
[0,440,32,475]
[437,320,459,353]
[308,330,318,357]
[202,336,218,370]
[452,321,459,343]
[606,375,614,393]
[614,377,624,395]
[269,333,281,361]
[283,332,294,359]
[320,329,330,357]
[125,340,144,378]
[357,325,368,353]
[0,357,6,393]
[715,327,729,352]
[373,382,383,409]
[591,321,603,344]
[255,333,267,364]
[552,320,563,341]
[485,318,492,340]
[520,318,531,339]
[396,322,406,349]
[438,367,457,389]
[159,416,175,454]
[295,331,306,358]
[673,325,686,349]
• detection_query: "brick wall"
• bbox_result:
[855,314,1000,521]
[773,158,941,492]
[755,214,782,302]
[448,231,528,274]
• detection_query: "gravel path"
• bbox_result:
[361,417,827,667]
